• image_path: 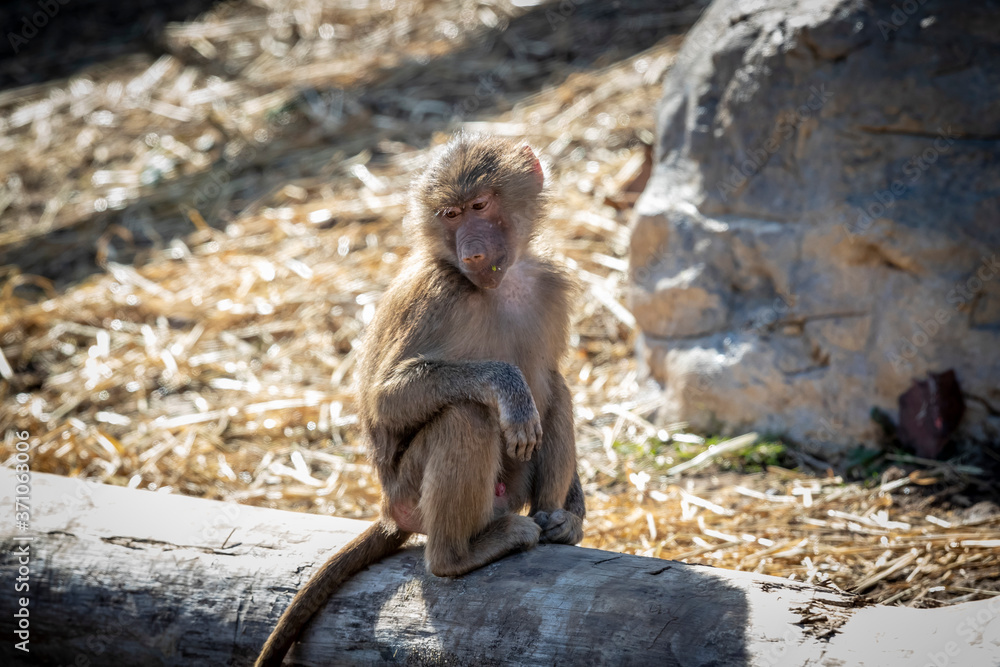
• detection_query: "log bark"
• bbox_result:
[1,470,998,666]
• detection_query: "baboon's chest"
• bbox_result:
[457,272,559,411]
[461,305,549,367]
[472,321,553,414]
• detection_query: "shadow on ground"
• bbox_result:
[0,0,228,89]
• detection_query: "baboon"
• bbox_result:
[256,133,585,666]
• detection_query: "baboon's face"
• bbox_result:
[410,133,546,289]
[437,190,510,290]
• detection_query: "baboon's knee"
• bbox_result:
[437,402,496,441]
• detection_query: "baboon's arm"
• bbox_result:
[373,358,542,459]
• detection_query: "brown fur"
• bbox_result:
[255,133,585,666]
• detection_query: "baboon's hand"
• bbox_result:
[497,393,543,461]
[490,363,543,460]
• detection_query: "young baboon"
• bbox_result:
[255,133,585,666]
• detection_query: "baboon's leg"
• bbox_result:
[530,373,585,545]
[416,403,540,577]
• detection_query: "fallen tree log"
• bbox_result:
[1,470,998,666]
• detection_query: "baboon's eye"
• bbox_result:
[443,208,460,219]
[471,201,486,210]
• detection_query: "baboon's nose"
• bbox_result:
[462,242,487,270]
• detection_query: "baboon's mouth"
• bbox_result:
[473,270,504,290]
[466,259,506,290]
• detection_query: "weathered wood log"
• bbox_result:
[1,470,998,666]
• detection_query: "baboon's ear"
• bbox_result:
[522,144,544,186]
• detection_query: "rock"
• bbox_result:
[630,0,1000,455]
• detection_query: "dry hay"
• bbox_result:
[1,0,997,610]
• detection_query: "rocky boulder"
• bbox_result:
[630,0,1000,455]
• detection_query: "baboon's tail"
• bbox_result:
[255,520,409,667]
